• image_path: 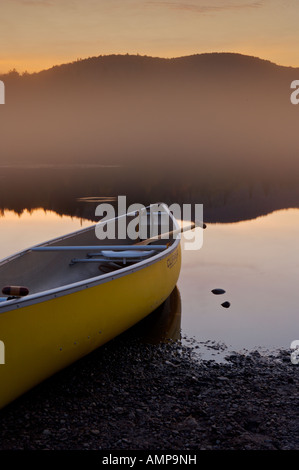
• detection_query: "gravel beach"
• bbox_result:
[0,325,298,452]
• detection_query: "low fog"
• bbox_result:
[0,53,299,192]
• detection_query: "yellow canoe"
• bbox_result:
[0,204,181,409]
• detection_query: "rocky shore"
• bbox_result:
[0,327,298,452]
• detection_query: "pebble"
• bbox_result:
[0,337,297,451]
[211,288,226,295]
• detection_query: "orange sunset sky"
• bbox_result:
[0,0,299,74]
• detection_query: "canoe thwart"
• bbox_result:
[32,245,167,252]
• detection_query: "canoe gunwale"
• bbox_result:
[0,204,181,313]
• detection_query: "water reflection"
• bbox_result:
[0,209,91,260]
[123,287,182,344]
[0,165,298,224]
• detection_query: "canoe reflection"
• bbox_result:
[123,286,181,344]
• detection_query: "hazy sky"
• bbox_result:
[1,0,299,73]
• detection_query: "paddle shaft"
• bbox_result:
[137,222,203,246]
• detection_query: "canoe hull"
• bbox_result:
[0,244,181,409]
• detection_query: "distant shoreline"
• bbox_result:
[1,52,299,77]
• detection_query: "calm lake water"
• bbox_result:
[179,208,299,357]
[0,206,298,359]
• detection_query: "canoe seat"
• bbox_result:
[70,249,156,266]
[100,249,155,259]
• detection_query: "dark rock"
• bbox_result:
[211,288,226,295]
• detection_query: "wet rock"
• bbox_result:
[211,288,226,295]
[178,415,198,430]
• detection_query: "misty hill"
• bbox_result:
[1,53,299,185]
